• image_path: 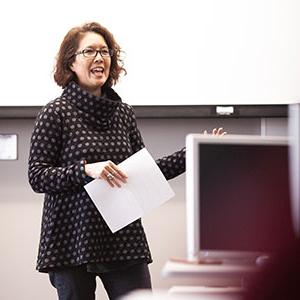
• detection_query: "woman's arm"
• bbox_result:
[28,102,88,194]
[155,148,186,180]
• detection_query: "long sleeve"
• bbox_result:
[155,147,186,180]
[28,103,88,194]
[128,106,186,180]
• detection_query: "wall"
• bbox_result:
[0,117,287,300]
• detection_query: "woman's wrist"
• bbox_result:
[84,161,90,176]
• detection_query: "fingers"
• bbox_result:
[107,161,128,182]
[214,127,227,136]
[103,170,116,187]
[101,161,128,188]
[204,127,227,136]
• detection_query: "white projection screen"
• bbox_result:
[1,0,300,107]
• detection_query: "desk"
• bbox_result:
[122,288,244,300]
[162,260,258,280]
[161,260,259,298]
[123,261,259,299]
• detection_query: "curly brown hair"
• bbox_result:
[54,22,126,88]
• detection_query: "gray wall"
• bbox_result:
[0,117,287,300]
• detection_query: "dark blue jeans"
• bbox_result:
[49,263,152,300]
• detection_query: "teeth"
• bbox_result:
[92,67,103,72]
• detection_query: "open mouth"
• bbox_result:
[91,67,104,76]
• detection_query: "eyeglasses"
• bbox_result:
[74,48,114,59]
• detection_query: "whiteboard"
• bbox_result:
[1,0,300,106]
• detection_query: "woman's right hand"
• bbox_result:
[84,161,128,188]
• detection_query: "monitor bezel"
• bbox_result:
[288,104,300,239]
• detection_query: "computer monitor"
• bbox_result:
[186,134,295,262]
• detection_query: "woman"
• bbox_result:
[28,22,225,300]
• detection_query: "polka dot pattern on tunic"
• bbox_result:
[28,81,185,272]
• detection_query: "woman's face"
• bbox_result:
[70,32,111,97]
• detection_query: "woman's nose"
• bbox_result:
[94,51,104,62]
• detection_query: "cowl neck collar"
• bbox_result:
[62,81,122,129]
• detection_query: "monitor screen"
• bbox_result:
[186,135,295,262]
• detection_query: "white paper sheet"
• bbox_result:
[84,148,175,233]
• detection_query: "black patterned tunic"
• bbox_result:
[28,81,186,272]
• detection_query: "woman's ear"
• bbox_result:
[69,63,75,72]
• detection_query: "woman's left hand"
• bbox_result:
[203,127,227,136]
